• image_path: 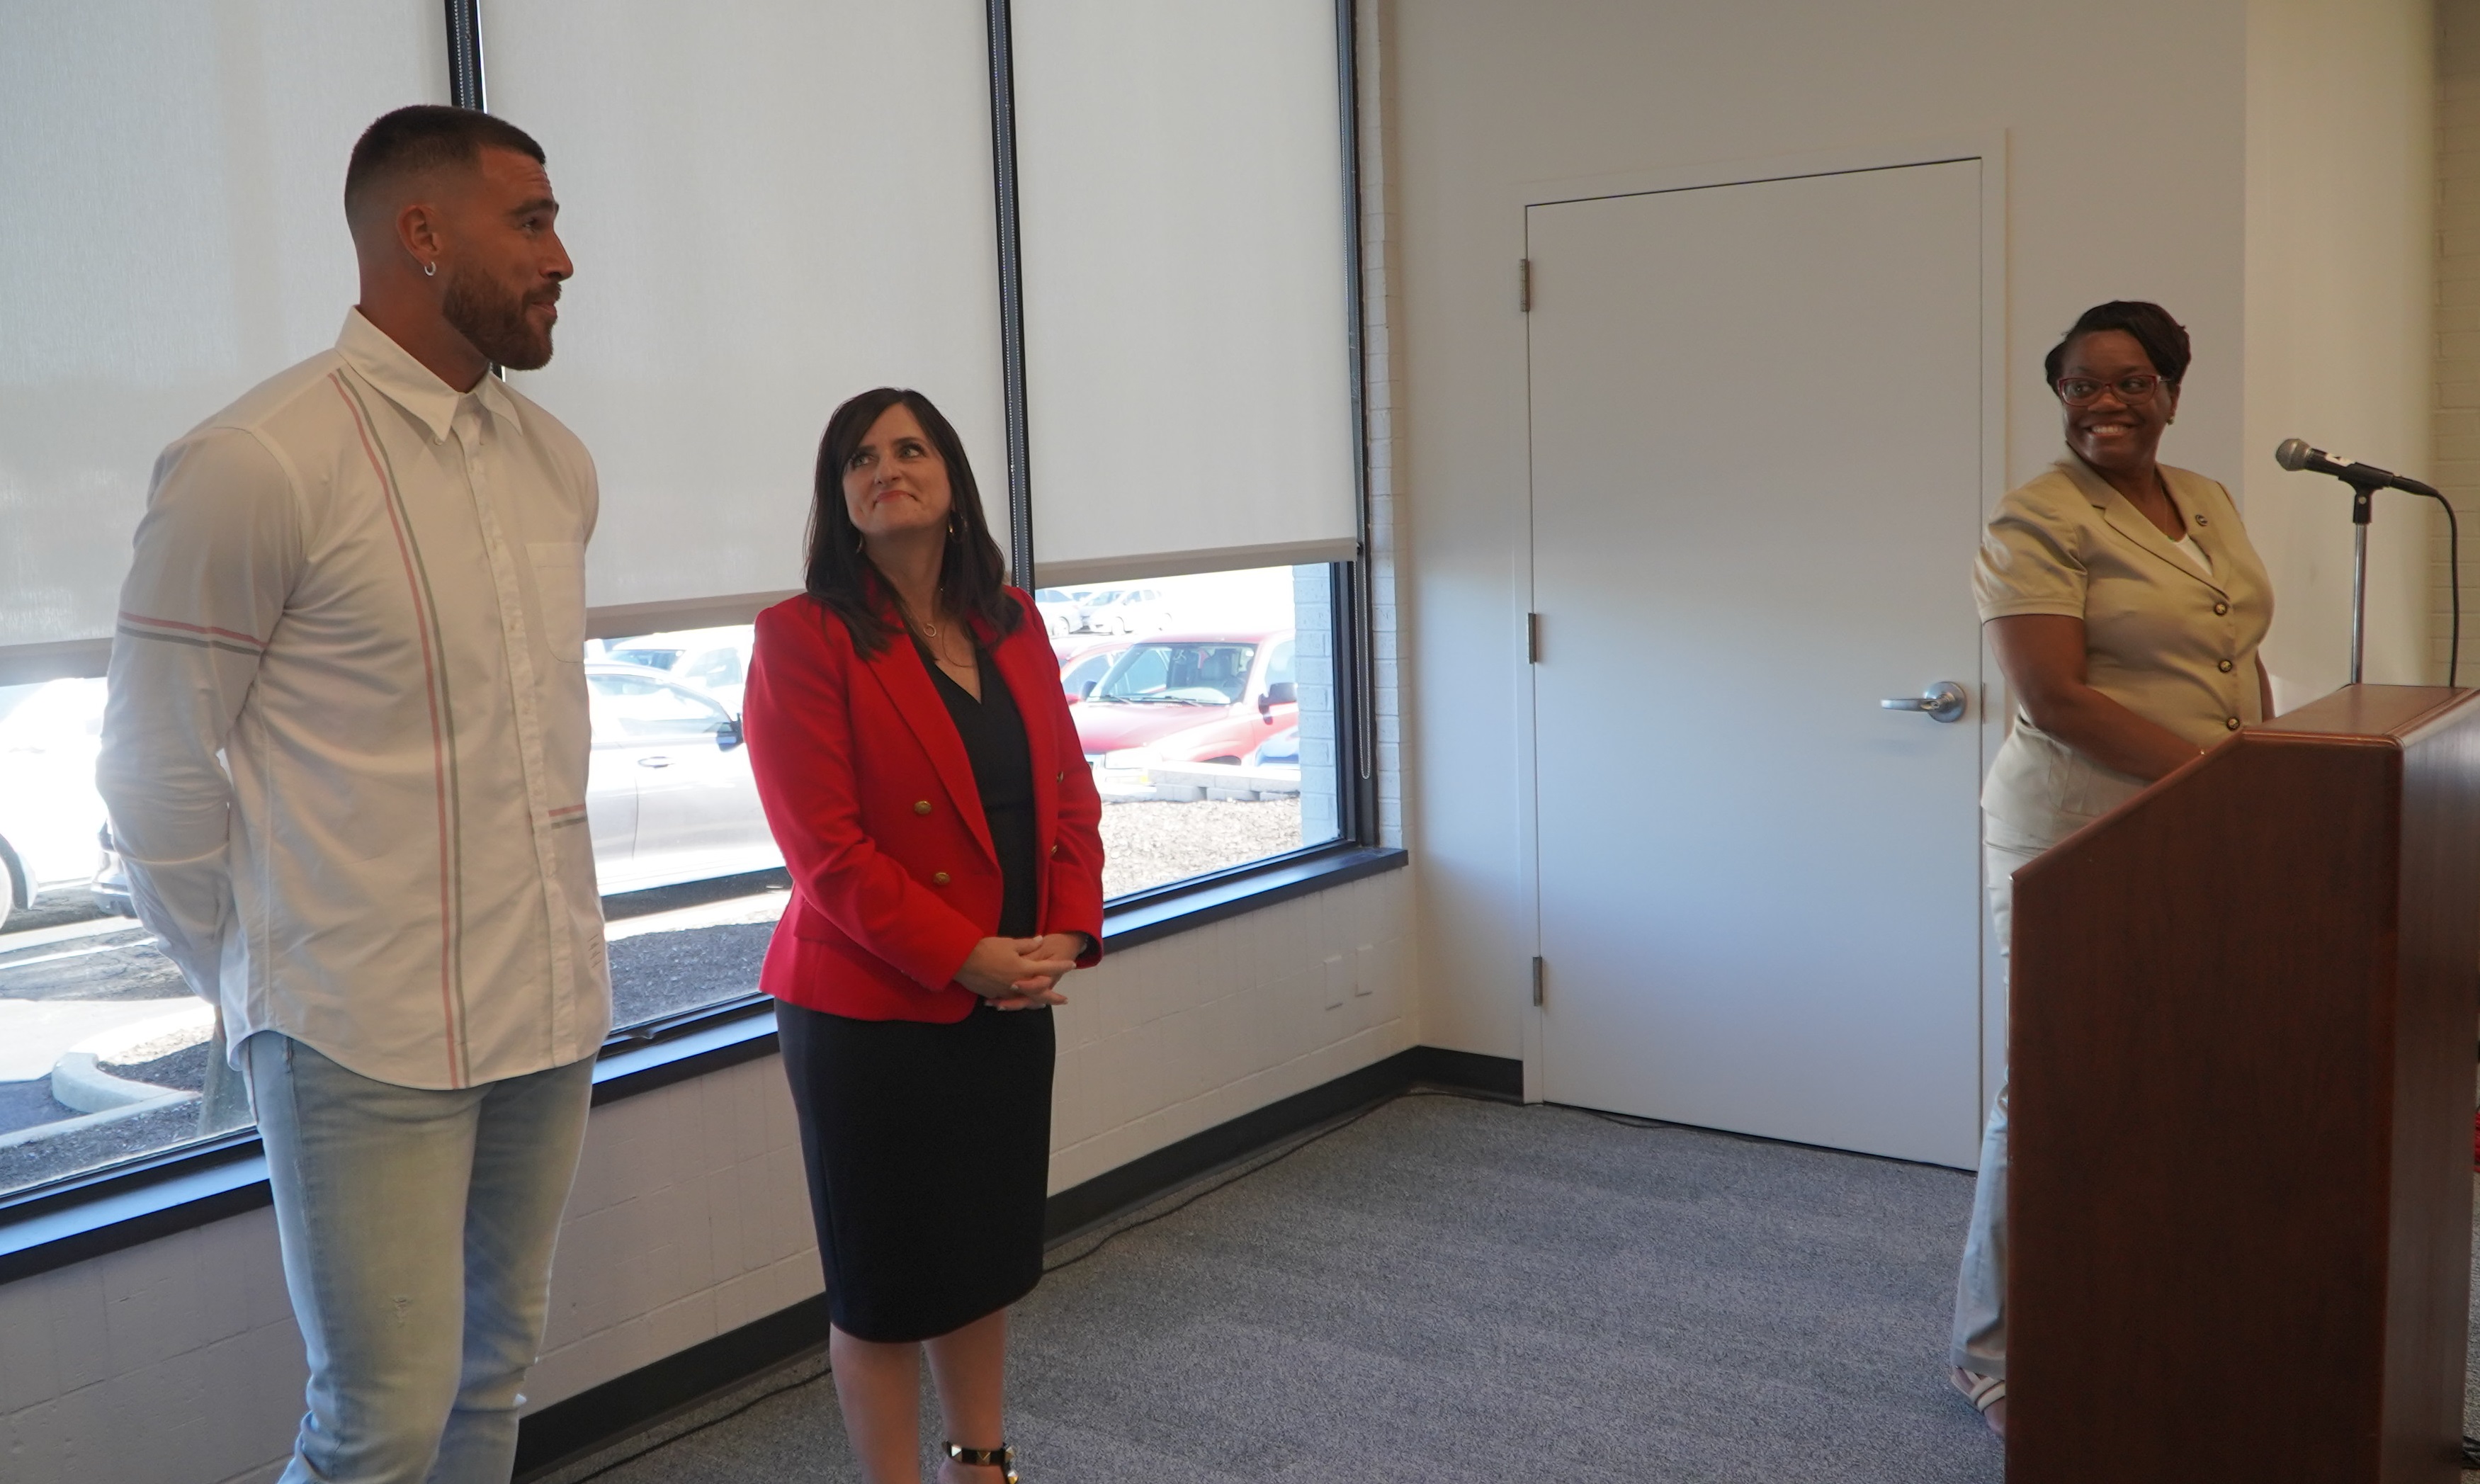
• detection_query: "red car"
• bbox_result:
[1054,638,1130,703]
[1068,629,1299,766]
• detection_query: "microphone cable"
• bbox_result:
[2425,489,2462,689]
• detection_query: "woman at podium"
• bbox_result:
[1947,300,2275,1437]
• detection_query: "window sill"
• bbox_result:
[0,840,1405,1284]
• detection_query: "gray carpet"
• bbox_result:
[548,1092,2021,1482]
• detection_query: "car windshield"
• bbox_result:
[589,673,731,741]
[1092,642,1256,706]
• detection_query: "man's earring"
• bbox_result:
[422,260,437,278]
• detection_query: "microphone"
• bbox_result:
[2273,438,2441,499]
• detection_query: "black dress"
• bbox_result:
[776,638,1055,1343]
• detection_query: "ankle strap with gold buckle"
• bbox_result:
[945,1441,1019,1481]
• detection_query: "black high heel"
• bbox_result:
[944,1441,1019,1482]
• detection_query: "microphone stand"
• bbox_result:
[2345,476,2377,686]
[2275,440,2462,688]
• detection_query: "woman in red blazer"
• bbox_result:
[742,387,1104,1484]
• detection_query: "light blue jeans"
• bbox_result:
[247,1032,595,1483]
[1947,819,2056,1381]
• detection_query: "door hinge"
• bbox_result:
[1519,258,1532,312]
[1526,611,1542,664]
[1531,956,1546,1007]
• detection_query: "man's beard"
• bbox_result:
[442,268,556,371]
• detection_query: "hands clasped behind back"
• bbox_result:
[956,933,1079,1009]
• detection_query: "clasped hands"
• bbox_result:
[956,932,1084,1009]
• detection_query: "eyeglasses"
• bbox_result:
[2055,374,2172,406]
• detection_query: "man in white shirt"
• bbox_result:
[98,106,608,1483]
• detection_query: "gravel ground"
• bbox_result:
[1099,797,1306,898]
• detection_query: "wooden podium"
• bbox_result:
[2009,685,2480,1482]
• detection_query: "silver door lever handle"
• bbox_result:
[1880,681,1967,723]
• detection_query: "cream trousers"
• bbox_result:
[1947,817,2059,1381]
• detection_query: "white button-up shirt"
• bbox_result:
[98,310,611,1089]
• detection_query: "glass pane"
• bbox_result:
[481,0,1009,610]
[1060,564,1344,899]
[1012,0,1359,576]
[0,1,449,1198]
[0,0,449,646]
[0,625,800,1196]
[582,623,782,1029]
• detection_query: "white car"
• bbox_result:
[585,663,782,894]
[596,626,754,715]
[92,667,782,913]
[0,679,110,929]
[1034,589,1085,637]
[1079,587,1172,635]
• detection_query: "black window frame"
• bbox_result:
[0,0,1398,1278]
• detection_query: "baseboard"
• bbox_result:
[513,1295,829,1480]
[511,1043,1521,1480]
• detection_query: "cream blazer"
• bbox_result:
[1974,453,2274,842]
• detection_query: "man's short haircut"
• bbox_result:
[344,105,546,224]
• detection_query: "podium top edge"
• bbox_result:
[2252,684,2479,745]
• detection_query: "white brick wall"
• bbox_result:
[0,1205,298,1484]
[1,866,1416,1484]
[2437,1,2480,677]
[0,1053,815,1484]
[1048,868,1416,1192]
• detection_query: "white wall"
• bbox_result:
[2243,0,2438,700]
[1393,0,2434,1062]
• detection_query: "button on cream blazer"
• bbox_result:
[1974,453,2275,842]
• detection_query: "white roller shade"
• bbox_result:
[1012,0,1359,587]
[482,1,1009,613]
[0,0,448,652]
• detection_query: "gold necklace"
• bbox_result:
[894,591,941,639]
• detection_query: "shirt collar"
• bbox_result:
[2054,451,2118,509]
[334,308,524,442]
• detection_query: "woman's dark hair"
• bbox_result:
[803,387,1020,655]
[2044,300,2192,392]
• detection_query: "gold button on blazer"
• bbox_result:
[1974,453,2275,842]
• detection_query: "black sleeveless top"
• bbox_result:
[914,638,1038,938]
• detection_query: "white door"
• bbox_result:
[1527,161,1987,1167]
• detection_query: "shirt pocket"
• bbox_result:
[527,541,587,664]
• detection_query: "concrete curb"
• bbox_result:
[48,1001,215,1113]
[0,1089,197,1150]
[51,1051,185,1114]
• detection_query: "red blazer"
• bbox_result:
[742,589,1106,1021]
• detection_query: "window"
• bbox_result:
[1058,566,1344,900]
[1,0,453,1200]
[0,0,1371,1208]
[1010,1,1365,902]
